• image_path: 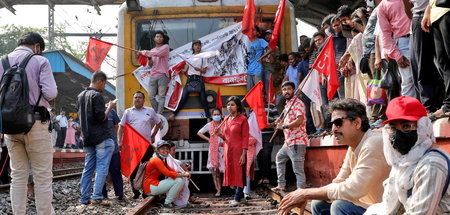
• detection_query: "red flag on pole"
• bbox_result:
[242,0,256,39]
[120,123,151,178]
[138,54,148,67]
[267,74,276,104]
[86,37,113,71]
[244,81,267,130]
[268,0,286,51]
[312,36,339,99]
[216,87,223,109]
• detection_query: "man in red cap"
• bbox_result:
[365,96,450,214]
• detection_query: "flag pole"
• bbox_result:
[269,86,303,143]
[189,178,201,191]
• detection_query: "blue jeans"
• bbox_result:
[396,36,416,98]
[102,152,124,198]
[311,200,366,215]
[79,139,114,204]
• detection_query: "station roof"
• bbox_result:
[0,0,364,26]
[43,50,116,113]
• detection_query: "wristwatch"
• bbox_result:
[282,125,289,129]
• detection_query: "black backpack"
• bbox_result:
[0,53,41,134]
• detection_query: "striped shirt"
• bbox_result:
[404,149,450,214]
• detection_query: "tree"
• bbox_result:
[0,24,86,58]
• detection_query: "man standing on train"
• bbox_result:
[278,99,391,215]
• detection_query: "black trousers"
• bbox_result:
[411,15,444,112]
[433,11,450,112]
[0,146,10,184]
[56,127,67,148]
[174,76,211,118]
[257,132,275,180]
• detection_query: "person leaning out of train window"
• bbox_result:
[142,140,190,208]
[278,99,391,215]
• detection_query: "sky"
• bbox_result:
[0,4,316,78]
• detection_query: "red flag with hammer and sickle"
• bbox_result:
[86,37,112,71]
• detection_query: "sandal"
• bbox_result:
[272,186,286,192]
[90,199,111,206]
[215,192,221,197]
[27,193,35,201]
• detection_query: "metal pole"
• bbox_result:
[48,5,55,50]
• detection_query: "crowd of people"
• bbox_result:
[0,0,450,214]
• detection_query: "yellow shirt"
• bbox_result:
[326,130,391,209]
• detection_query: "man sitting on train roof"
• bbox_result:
[365,96,450,214]
[278,99,391,215]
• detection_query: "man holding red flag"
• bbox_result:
[117,91,162,199]
[273,81,308,192]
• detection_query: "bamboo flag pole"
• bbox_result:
[189,178,201,191]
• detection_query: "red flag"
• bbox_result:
[242,0,256,39]
[267,74,276,104]
[268,0,285,51]
[216,87,223,109]
[244,81,267,130]
[312,36,339,99]
[138,54,147,67]
[86,37,112,71]
[120,123,151,178]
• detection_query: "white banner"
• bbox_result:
[132,22,250,110]
[300,69,322,111]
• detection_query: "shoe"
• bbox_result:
[214,192,221,197]
[230,200,240,207]
[132,193,140,199]
[370,119,383,128]
[90,199,111,206]
[244,194,251,200]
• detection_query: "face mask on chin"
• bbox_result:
[389,130,418,155]
[158,153,167,159]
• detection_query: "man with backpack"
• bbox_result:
[0,32,57,215]
[365,96,450,214]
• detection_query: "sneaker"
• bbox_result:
[230,200,240,207]
[244,194,251,200]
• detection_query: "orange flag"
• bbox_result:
[267,74,276,104]
[242,0,256,39]
[216,87,223,109]
[86,37,112,71]
[312,36,339,99]
[268,0,285,51]
[120,123,151,178]
[244,81,267,130]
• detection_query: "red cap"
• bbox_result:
[382,96,427,125]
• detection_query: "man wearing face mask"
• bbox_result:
[365,96,450,214]
[0,32,57,215]
[278,99,390,215]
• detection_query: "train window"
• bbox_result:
[136,18,238,51]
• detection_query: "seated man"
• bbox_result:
[278,99,391,215]
[365,96,450,214]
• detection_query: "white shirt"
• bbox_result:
[187,55,208,76]
[56,115,68,128]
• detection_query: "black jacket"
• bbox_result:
[76,87,112,147]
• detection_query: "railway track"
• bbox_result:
[0,167,84,193]
[127,184,312,215]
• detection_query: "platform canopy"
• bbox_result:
[43,50,116,113]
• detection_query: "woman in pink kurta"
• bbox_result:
[64,117,76,148]
[216,96,249,206]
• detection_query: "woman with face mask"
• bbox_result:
[214,96,249,206]
[197,108,225,197]
[142,140,190,208]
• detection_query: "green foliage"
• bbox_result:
[0,24,86,58]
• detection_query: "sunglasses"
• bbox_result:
[329,117,353,127]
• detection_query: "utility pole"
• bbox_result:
[48,5,55,50]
